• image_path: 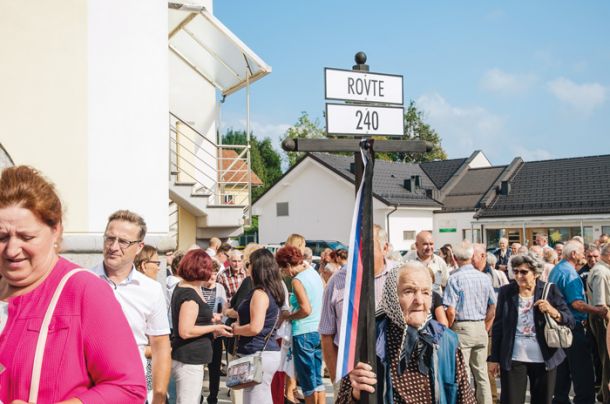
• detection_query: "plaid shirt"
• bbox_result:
[217,266,247,300]
[443,264,496,321]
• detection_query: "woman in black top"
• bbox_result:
[231,249,287,403]
[171,249,232,404]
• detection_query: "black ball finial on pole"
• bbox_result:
[353,51,369,72]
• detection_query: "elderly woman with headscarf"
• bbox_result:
[336,261,476,403]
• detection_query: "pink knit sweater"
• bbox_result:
[0,257,146,403]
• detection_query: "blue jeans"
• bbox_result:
[292,332,324,397]
[553,322,595,404]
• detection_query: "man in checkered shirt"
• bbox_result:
[217,249,246,301]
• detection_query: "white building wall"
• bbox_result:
[255,158,439,249]
[1,0,170,253]
[387,209,435,251]
[256,159,357,244]
[88,0,169,237]
[468,152,491,168]
[433,211,476,247]
[0,1,89,233]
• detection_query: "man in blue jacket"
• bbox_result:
[549,240,608,404]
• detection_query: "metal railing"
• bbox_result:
[169,112,252,216]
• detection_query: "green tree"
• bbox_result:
[282,111,325,167]
[378,100,447,163]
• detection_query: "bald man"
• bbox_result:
[403,231,449,294]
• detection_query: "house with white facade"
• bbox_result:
[1,1,267,264]
[253,151,488,251]
[254,150,610,250]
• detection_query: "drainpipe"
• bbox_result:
[386,205,398,246]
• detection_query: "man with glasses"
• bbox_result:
[548,240,608,404]
[217,249,246,301]
[92,210,171,404]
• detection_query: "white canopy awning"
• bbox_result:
[168,3,271,97]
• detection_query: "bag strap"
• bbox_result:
[542,281,551,301]
[29,268,87,403]
[260,312,280,354]
[541,282,557,326]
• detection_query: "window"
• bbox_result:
[463,229,481,243]
[403,231,415,240]
[223,194,235,205]
[276,202,289,217]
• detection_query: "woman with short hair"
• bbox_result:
[488,252,574,404]
[0,166,146,402]
[276,245,325,404]
[170,249,232,404]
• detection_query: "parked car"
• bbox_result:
[305,240,348,257]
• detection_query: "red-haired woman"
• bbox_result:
[0,166,147,402]
[170,249,232,404]
[276,245,325,404]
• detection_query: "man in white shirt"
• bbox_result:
[403,231,449,294]
[205,237,221,257]
[92,210,171,404]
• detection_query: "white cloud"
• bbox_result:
[511,146,553,162]
[480,68,536,95]
[416,93,505,157]
[547,77,606,114]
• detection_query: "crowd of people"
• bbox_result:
[2,164,610,404]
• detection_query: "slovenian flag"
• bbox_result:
[336,144,370,381]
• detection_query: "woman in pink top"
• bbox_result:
[0,166,146,403]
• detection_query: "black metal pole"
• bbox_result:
[355,139,377,404]
[352,53,376,404]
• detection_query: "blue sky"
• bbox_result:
[214,1,610,165]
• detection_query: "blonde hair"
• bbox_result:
[285,234,306,253]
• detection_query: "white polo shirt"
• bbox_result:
[91,263,170,367]
[403,251,449,294]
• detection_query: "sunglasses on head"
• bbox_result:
[513,269,531,276]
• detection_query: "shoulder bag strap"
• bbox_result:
[260,312,281,354]
[29,268,87,403]
[542,282,551,301]
[541,282,554,325]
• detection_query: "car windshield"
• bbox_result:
[327,241,348,250]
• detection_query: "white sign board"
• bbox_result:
[326,104,404,136]
[325,68,403,105]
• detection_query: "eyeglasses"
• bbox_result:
[513,269,531,276]
[103,235,141,250]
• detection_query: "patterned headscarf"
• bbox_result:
[378,262,435,376]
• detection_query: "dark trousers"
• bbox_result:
[500,361,556,404]
[553,322,596,404]
[205,337,224,404]
[591,315,610,403]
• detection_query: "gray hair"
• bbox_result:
[453,240,474,261]
[543,248,558,264]
[303,247,313,262]
[510,252,545,276]
[563,240,584,259]
[374,224,388,247]
[600,243,610,257]
[486,252,497,267]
